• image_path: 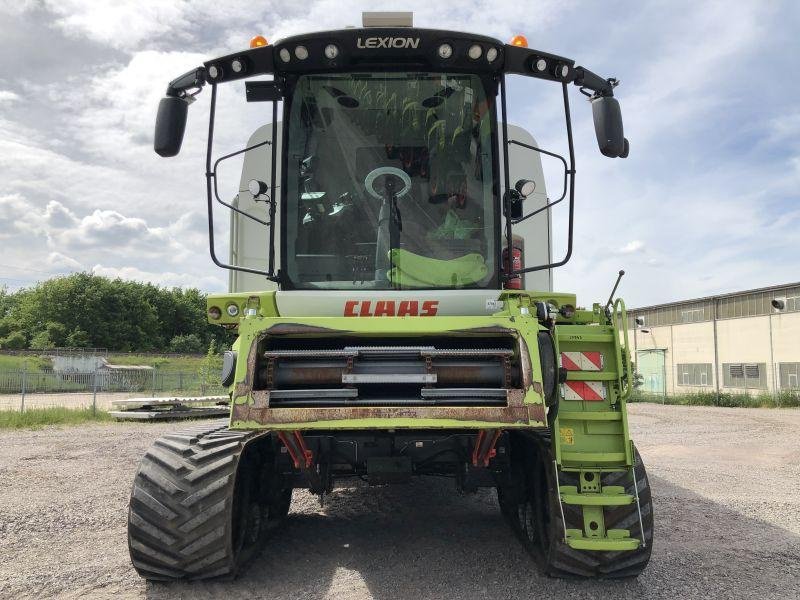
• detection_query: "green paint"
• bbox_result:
[210,287,639,556]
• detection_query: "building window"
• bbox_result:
[680,308,703,323]
[723,363,767,389]
[779,363,800,389]
[677,363,713,386]
[786,296,800,312]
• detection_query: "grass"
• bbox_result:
[629,390,800,408]
[108,353,222,372]
[0,406,115,429]
[0,351,222,373]
[0,354,52,370]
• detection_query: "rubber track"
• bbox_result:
[127,420,267,581]
[502,435,653,579]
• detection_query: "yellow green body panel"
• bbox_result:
[208,289,641,556]
[208,290,636,473]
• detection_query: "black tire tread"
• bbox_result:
[127,420,266,581]
[501,433,653,579]
[541,439,653,579]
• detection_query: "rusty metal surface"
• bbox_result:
[235,324,547,428]
[237,387,545,426]
[232,402,542,426]
[518,335,533,389]
[452,326,516,335]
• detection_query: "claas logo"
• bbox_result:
[344,300,439,317]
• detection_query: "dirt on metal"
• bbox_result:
[0,403,798,599]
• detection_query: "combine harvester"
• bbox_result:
[128,12,651,580]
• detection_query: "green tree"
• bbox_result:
[66,329,90,348]
[29,330,54,349]
[0,273,232,353]
[199,339,218,393]
[168,333,204,354]
[0,331,27,349]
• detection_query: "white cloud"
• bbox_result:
[0,193,217,290]
[90,264,225,290]
[617,240,645,255]
[1,0,798,306]
[0,90,19,103]
[42,0,186,50]
[47,252,84,270]
[28,0,575,50]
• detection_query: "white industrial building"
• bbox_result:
[626,282,800,397]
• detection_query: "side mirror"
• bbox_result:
[591,96,629,158]
[154,96,189,157]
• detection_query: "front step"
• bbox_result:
[565,529,641,551]
[559,485,634,506]
[553,463,647,555]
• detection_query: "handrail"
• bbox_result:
[612,297,632,401]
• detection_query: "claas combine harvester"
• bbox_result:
[128,12,652,580]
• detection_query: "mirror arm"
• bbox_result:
[166,67,207,98]
[571,66,617,97]
[205,84,279,282]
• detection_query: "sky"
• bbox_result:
[0,0,798,307]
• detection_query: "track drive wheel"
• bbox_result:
[127,420,291,581]
[501,434,653,579]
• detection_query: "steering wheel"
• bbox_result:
[364,166,412,200]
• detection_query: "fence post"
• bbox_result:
[92,370,98,416]
[20,368,27,412]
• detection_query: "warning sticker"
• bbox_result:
[559,427,575,445]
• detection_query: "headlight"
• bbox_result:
[437,44,453,59]
[324,44,339,59]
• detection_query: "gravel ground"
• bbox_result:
[0,403,798,599]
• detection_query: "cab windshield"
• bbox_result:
[284,72,498,289]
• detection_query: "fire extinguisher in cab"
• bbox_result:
[503,246,523,289]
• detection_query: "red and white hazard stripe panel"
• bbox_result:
[560,351,604,371]
[563,381,606,402]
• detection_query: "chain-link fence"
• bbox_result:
[0,369,226,412]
